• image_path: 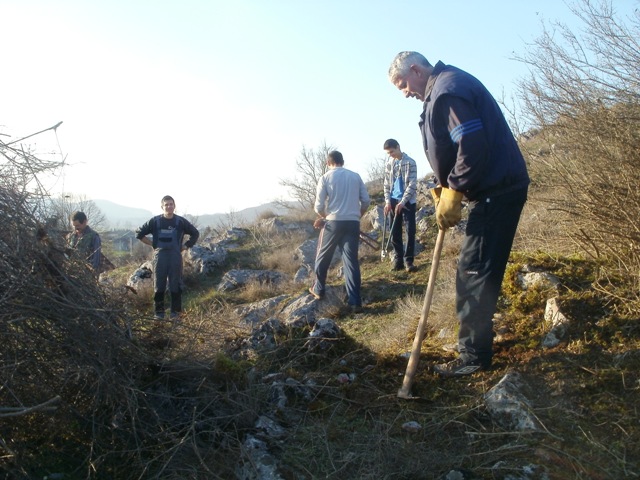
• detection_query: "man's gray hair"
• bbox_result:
[388,51,431,80]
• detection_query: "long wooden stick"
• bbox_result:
[397,228,446,399]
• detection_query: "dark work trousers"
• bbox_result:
[152,249,184,314]
[312,220,362,307]
[390,199,416,267]
[456,187,528,367]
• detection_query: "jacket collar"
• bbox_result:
[424,61,447,103]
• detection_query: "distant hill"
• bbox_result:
[192,201,295,229]
[94,199,296,230]
[93,200,154,229]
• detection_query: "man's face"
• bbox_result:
[385,146,402,160]
[72,220,87,233]
[162,200,175,216]
[392,66,425,101]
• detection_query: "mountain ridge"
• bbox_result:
[94,199,295,229]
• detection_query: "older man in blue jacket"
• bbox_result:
[389,51,530,377]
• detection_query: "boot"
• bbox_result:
[154,291,165,319]
[170,292,182,318]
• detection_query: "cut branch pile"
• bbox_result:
[0,127,254,479]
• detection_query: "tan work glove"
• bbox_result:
[435,187,463,230]
[430,187,442,206]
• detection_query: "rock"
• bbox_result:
[294,239,341,272]
[255,415,286,440]
[205,227,248,251]
[217,269,287,292]
[484,372,540,432]
[127,261,153,289]
[258,217,315,237]
[235,295,289,325]
[236,435,284,480]
[542,297,570,348]
[308,318,341,350]
[517,270,560,291]
[416,205,435,223]
[293,265,310,283]
[279,293,318,328]
[186,243,227,274]
[401,421,422,433]
[365,205,385,231]
[240,318,286,357]
[294,239,318,271]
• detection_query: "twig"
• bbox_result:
[0,395,61,417]
[4,121,63,146]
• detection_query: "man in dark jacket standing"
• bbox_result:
[136,195,199,319]
[67,211,102,271]
[388,51,530,377]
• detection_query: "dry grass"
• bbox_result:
[2,138,639,478]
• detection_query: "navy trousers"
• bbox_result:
[312,220,362,307]
[390,199,416,267]
[152,249,184,314]
[456,187,528,367]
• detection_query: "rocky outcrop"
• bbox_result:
[186,244,227,274]
[217,269,287,292]
[234,295,289,326]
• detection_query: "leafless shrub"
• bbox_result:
[0,126,262,478]
[366,155,387,191]
[48,192,108,232]
[515,0,640,311]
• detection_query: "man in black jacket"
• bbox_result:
[136,195,199,319]
[389,51,530,377]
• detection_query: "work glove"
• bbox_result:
[435,187,463,230]
[430,187,442,206]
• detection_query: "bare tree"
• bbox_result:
[514,0,640,309]
[279,141,334,210]
[367,155,387,192]
[48,193,108,233]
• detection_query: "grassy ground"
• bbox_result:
[175,221,639,479]
[2,199,638,479]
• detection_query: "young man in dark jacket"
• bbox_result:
[136,195,199,319]
[389,51,530,377]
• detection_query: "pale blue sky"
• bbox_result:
[2,0,637,216]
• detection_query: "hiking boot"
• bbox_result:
[170,312,181,320]
[350,305,364,314]
[432,358,487,377]
[391,263,405,271]
[308,287,324,300]
[405,264,418,273]
[153,312,165,320]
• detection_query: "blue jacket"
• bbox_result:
[419,62,529,200]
